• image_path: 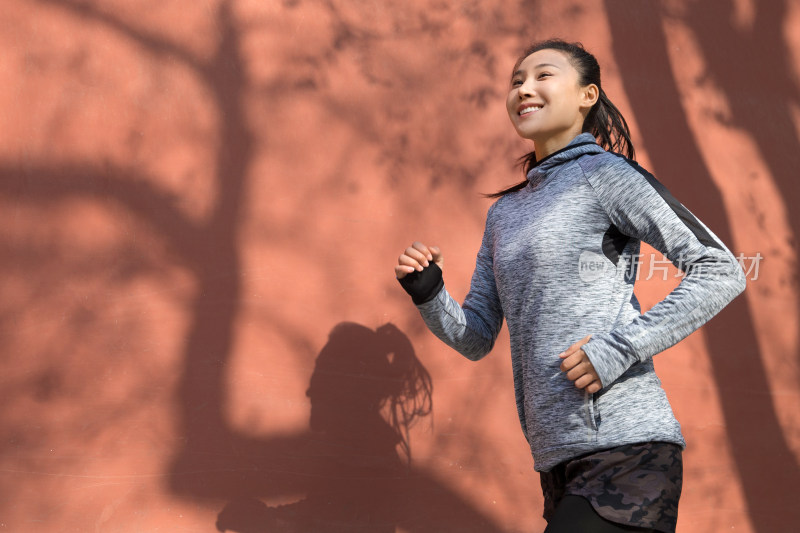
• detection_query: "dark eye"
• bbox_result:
[537,72,552,80]
[511,78,523,87]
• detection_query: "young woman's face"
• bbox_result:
[506,49,595,145]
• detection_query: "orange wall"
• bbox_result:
[1,1,798,531]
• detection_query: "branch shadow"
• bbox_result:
[8,1,516,531]
[604,0,800,529]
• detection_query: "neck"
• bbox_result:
[532,125,584,160]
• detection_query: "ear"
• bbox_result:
[580,83,599,109]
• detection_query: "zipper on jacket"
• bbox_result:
[586,392,600,431]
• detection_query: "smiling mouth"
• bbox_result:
[519,105,543,116]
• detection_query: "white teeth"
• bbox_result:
[519,105,542,115]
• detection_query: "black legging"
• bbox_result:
[543,495,658,533]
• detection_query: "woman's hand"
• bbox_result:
[559,334,602,393]
[395,241,444,279]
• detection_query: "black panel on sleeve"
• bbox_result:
[616,156,725,251]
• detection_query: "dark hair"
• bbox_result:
[487,38,636,198]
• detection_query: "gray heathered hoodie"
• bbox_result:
[411,132,747,472]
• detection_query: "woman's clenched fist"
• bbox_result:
[395,242,444,279]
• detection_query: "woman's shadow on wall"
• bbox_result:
[169,322,506,533]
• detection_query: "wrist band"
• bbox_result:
[397,263,444,305]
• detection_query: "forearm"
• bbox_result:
[582,247,747,386]
[399,264,500,361]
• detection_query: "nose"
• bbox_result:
[518,78,535,99]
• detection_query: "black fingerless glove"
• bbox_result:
[397,263,444,305]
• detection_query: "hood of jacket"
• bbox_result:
[526,132,606,184]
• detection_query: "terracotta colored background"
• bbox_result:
[1,0,798,531]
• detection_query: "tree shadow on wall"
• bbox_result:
[17,1,511,531]
[168,322,506,533]
[604,0,800,529]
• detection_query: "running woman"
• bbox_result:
[394,39,746,533]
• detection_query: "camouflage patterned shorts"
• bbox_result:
[539,441,683,533]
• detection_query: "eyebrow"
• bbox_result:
[511,63,562,78]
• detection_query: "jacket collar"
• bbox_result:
[526,132,605,184]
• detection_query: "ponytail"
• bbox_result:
[588,89,635,161]
[375,324,433,465]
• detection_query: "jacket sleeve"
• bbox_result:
[409,204,505,361]
[579,156,747,388]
